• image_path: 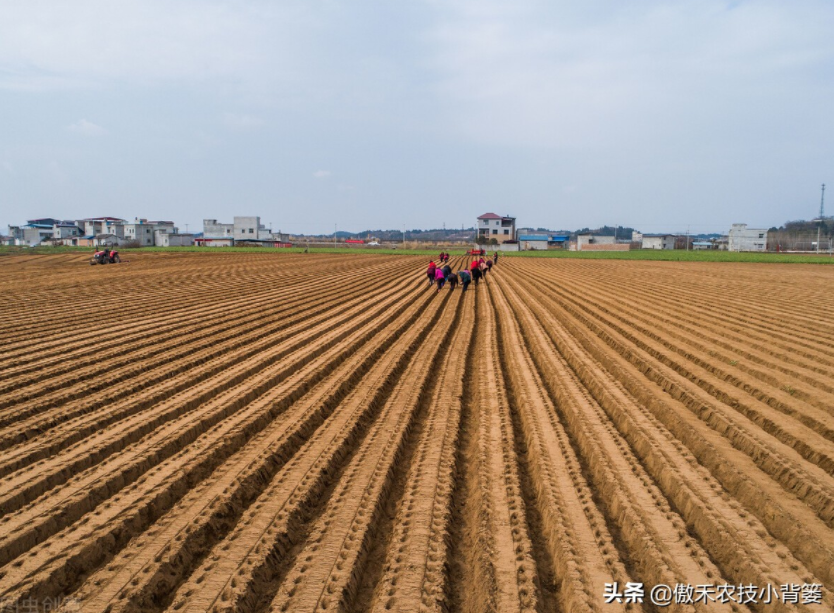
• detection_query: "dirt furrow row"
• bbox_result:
[502,271,834,601]
[0,258,394,401]
[0,273,419,550]
[0,266,404,464]
[167,289,458,613]
[70,274,441,613]
[523,270,834,525]
[265,294,465,613]
[0,258,381,396]
[532,260,834,370]
[487,277,629,613]
[563,260,834,342]
[523,261,834,407]
[527,260,834,402]
[365,289,476,612]
[496,274,740,613]
[0,256,378,360]
[0,272,426,605]
[0,267,392,444]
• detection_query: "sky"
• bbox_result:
[1,0,833,235]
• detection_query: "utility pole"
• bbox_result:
[334,223,337,249]
[817,184,825,253]
[686,225,690,251]
[402,225,405,247]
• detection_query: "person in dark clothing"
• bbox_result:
[471,264,482,286]
[493,251,499,265]
[486,258,493,272]
[427,261,437,285]
[447,274,458,290]
[442,264,452,278]
[457,269,471,292]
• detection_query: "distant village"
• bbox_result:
[4,212,832,253]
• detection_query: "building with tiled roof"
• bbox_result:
[476,212,516,244]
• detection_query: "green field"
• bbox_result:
[3,244,833,264]
[503,249,834,264]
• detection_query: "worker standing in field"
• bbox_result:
[457,269,471,292]
[427,261,437,286]
[493,251,499,265]
[435,267,446,291]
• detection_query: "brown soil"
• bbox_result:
[0,252,832,612]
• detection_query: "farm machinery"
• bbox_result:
[90,249,121,265]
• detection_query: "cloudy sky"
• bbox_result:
[2,1,832,234]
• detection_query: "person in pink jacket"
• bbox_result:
[435,267,447,291]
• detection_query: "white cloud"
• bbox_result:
[313,170,331,178]
[66,119,106,135]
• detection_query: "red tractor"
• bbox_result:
[468,248,486,256]
[90,249,121,265]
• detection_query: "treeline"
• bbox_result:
[771,218,834,237]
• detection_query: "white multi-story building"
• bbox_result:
[728,223,767,251]
[641,234,676,250]
[155,231,195,247]
[234,216,273,241]
[123,218,177,246]
[80,217,126,238]
[203,216,273,243]
[203,219,235,238]
[477,213,516,243]
[53,222,82,239]
[10,219,58,246]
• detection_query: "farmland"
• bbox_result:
[1,252,833,613]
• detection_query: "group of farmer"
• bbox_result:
[426,253,496,293]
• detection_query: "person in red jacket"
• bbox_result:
[470,259,482,286]
[427,261,437,285]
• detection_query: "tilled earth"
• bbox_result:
[1,251,833,613]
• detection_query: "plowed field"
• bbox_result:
[1,252,833,613]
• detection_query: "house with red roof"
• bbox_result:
[477,213,516,244]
